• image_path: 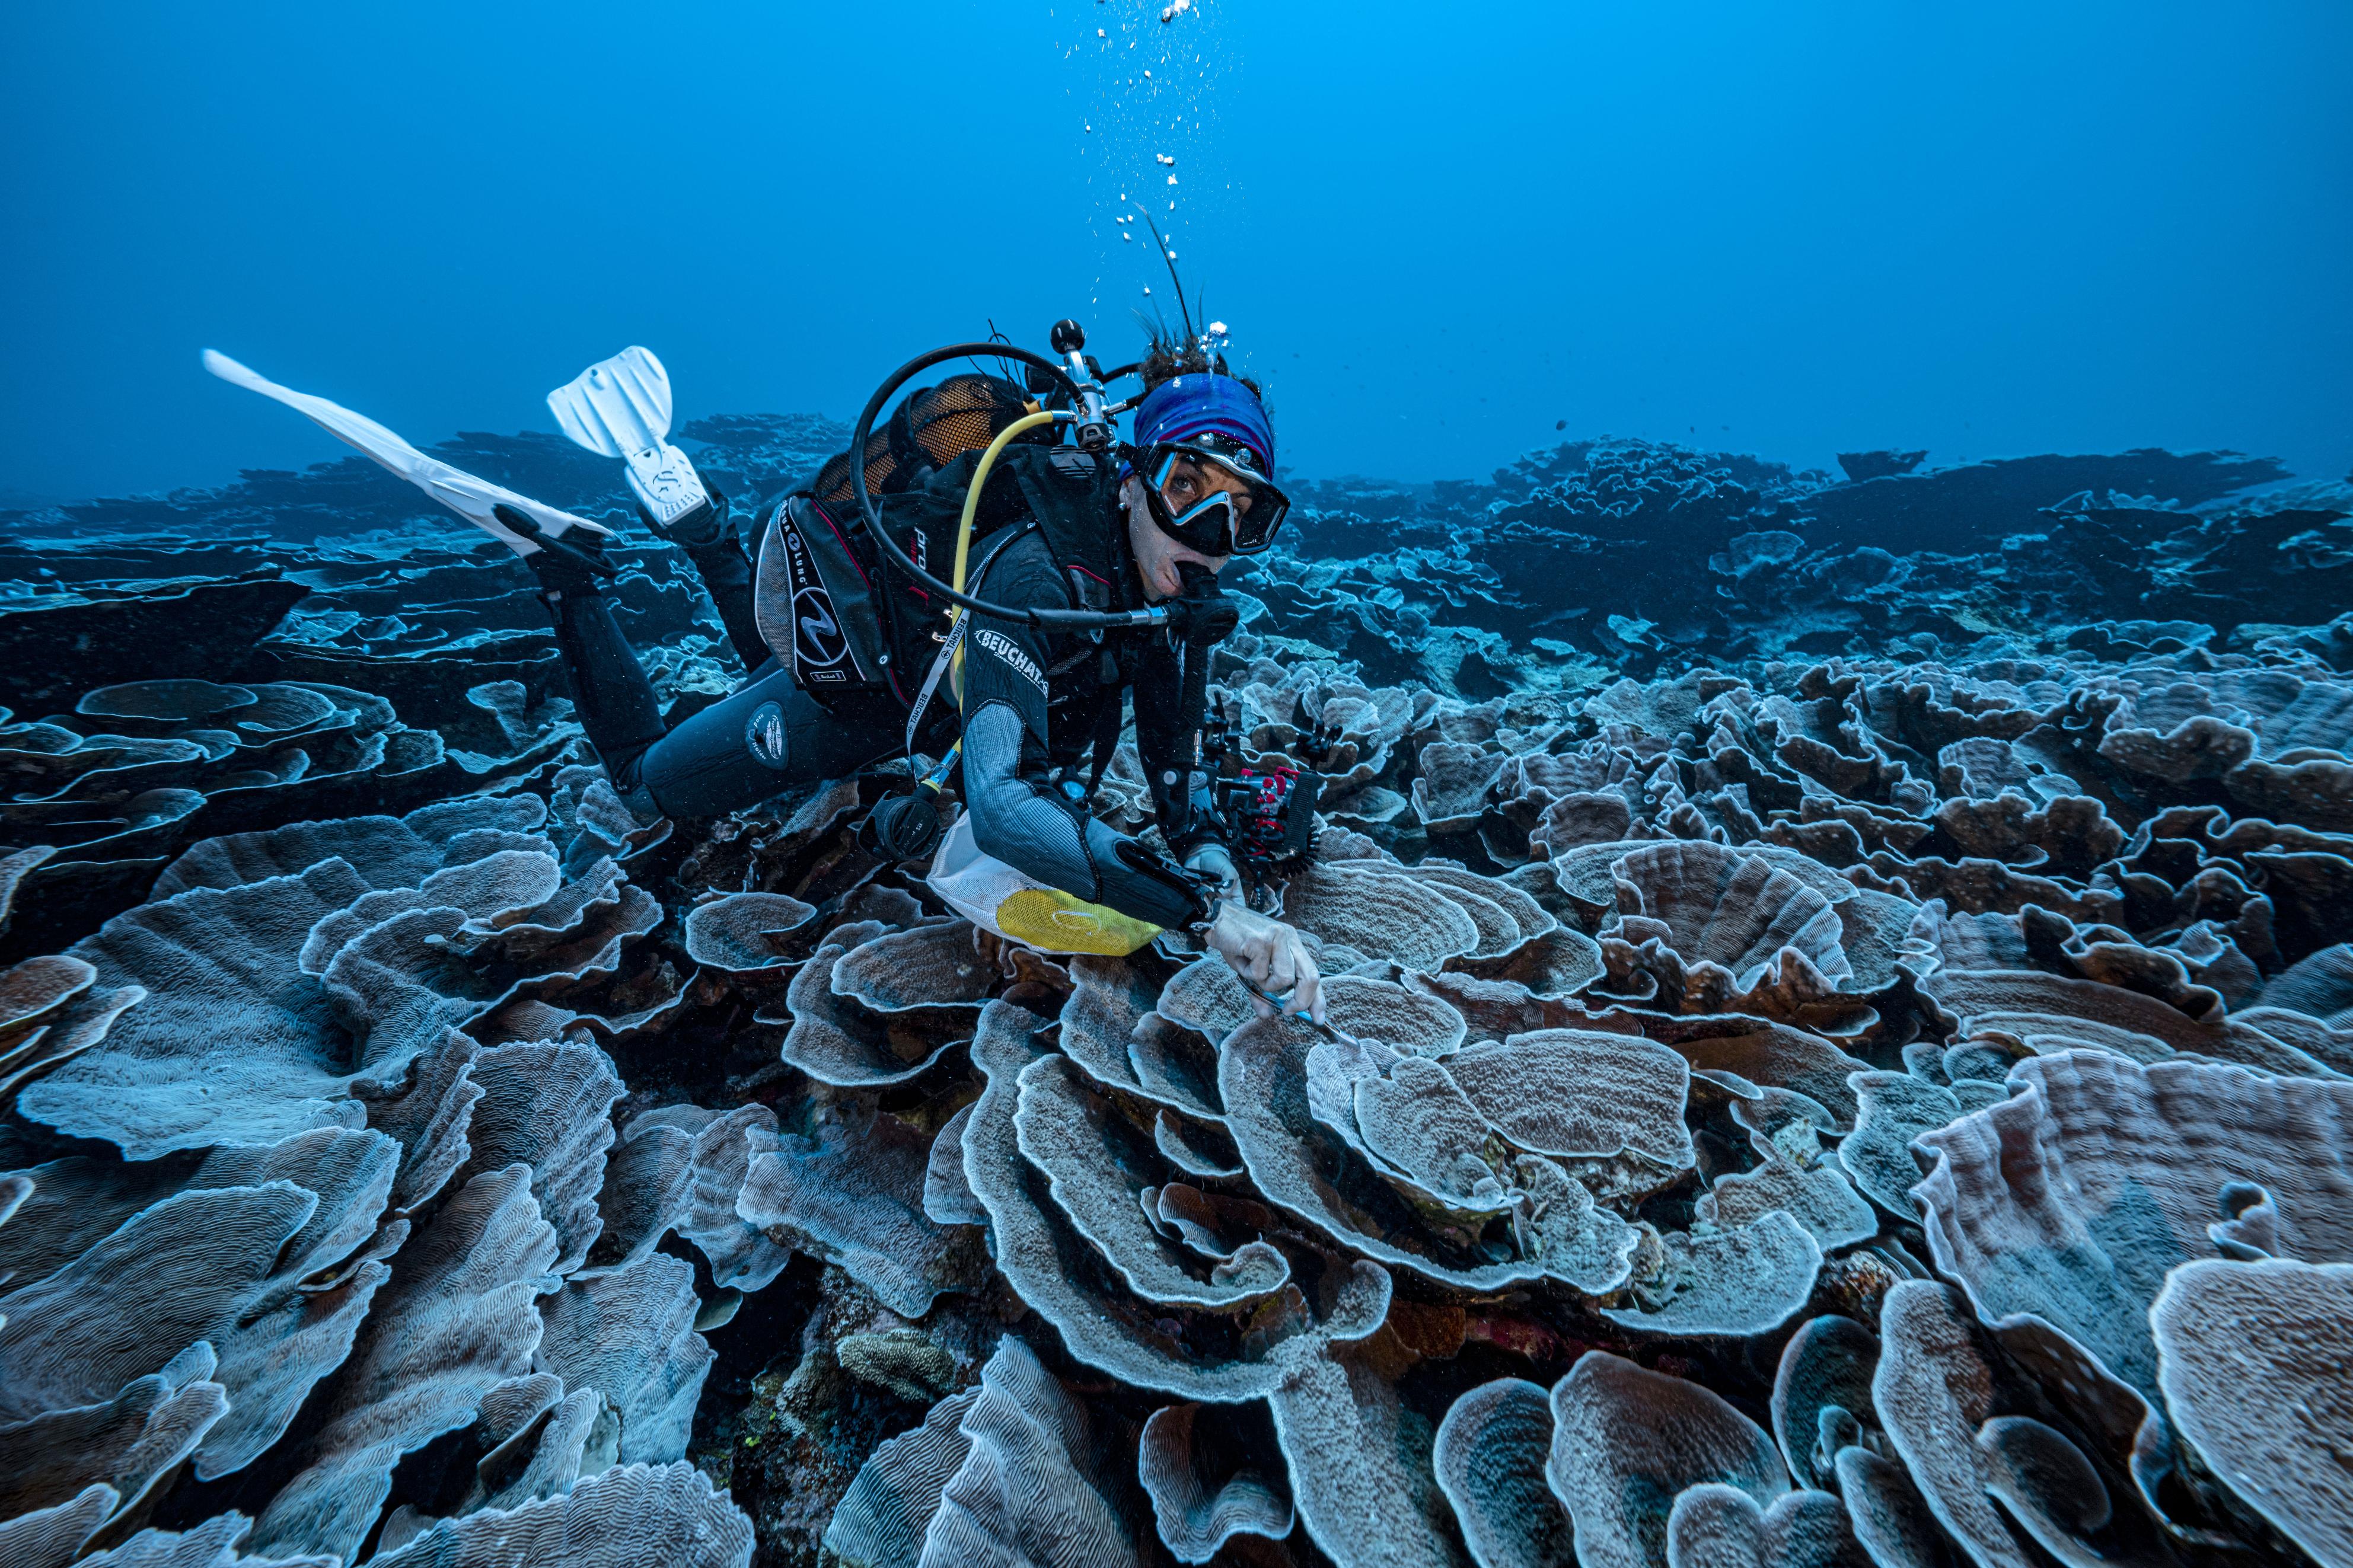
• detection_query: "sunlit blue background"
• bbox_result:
[4,1,2347,502]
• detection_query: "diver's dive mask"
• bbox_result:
[1134,440,1291,557]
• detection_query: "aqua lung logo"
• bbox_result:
[777,519,852,682]
[793,589,846,682]
[974,629,1047,694]
[746,701,789,769]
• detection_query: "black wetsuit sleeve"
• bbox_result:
[1131,634,1226,856]
[958,539,1201,930]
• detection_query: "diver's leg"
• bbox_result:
[678,532,770,673]
[658,488,771,673]
[492,500,672,792]
[540,583,671,788]
[632,669,903,820]
[521,503,894,821]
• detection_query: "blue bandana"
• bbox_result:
[1132,373,1277,481]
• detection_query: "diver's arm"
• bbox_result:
[961,700,1317,1015]
[954,542,1204,927]
[962,701,1203,928]
[1130,627,1244,899]
[951,541,1320,1018]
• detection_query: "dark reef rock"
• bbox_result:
[1835,449,1928,483]
[0,576,313,711]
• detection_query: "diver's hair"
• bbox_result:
[1135,325,1261,399]
[1130,210,1265,401]
[1133,312,1268,405]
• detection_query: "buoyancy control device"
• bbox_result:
[753,425,1126,709]
[749,322,1182,711]
[837,323,1192,635]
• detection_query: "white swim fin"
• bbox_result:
[547,346,711,528]
[203,349,613,557]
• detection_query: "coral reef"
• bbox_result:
[2,424,2349,1565]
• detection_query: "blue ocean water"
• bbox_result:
[3,1,2348,503]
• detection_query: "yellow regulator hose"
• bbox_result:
[949,408,1067,697]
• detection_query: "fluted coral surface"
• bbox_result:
[2,429,2349,1565]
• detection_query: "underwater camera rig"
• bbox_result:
[1201,696,1322,892]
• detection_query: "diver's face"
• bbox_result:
[1124,455,1244,601]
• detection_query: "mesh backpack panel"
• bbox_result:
[812,424,900,512]
[809,373,1050,512]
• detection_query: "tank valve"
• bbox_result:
[1053,320,1114,453]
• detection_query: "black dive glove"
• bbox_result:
[495,503,621,596]
[1113,836,1223,931]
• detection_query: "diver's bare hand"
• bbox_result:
[1202,901,1324,1025]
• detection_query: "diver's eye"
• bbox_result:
[1230,490,1253,518]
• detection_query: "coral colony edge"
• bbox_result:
[2,413,2350,1568]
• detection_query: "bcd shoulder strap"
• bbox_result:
[1002,445,1126,590]
[900,523,1046,755]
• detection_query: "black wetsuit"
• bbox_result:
[536,487,1221,930]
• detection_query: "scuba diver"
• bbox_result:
[201,323,1324,1022]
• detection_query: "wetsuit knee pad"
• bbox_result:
[632,668,901,820]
